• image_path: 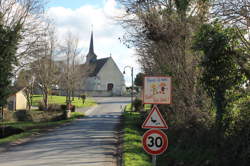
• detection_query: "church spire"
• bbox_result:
[86,28,97,64]
[89,30,94,54]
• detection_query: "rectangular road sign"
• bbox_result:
[143,76,171,104]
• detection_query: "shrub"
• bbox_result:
[38,101,45,111]
[61,104,67,110]
[48,104,62,112]
[80,94,86,104]
[133,98,143,112]
[61,104,75,112]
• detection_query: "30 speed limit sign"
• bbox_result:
[142,129,168,155]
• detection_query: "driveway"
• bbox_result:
[0,97,130,166]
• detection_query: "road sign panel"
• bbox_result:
[142,105,168,129]
[143,76,172,104]
[142,129,168,155]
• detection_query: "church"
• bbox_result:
[83,31,126,96]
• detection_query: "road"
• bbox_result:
[0,97,130,166]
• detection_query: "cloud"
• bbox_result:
[47,0,140,86]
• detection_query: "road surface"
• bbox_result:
[0,97,130,166]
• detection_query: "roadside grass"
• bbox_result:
[123,111,151,166]
[0,112,84,144]
[32,95,96,108]
[125,104,151,111]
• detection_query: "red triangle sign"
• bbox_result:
[142,105,168,129]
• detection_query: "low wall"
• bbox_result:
[51,89,113,97]
[3,109,66,122]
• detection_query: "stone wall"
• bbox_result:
[3,109,66,122]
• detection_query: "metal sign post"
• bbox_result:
[152,155,157,166]
[142,76,172,166]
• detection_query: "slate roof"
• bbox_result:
[89,57,110,77]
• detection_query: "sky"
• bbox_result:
[46,0,140,86]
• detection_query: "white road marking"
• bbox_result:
[84,105,98,116]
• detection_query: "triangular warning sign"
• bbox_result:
[142,105,168,129]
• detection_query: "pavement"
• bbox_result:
[0,97,130,166]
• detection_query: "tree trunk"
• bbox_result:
[43,88,48,110]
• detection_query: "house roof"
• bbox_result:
[8,86,26,97]
[89,57,110,77]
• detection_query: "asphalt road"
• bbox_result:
[0,97,130,166]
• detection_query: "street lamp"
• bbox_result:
[123,66,134,111]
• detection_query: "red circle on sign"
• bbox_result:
[142,129,168,155]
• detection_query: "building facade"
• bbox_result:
[83,31,126,96]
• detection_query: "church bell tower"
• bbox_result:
[86,31,97,64]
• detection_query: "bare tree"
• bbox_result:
[0,0,47,73]
[15,69,35,111]
[59,32,90,107]
[118,0,211,122]
[31,24,59,110]
[212,0,250,79]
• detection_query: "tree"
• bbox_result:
[31,25,59,110]
[118,0,211,122]
[212,0,250,80]
[134,72,144,87]
[0,20,21,108]
[15,69,35,111]
[0,0,45,110]
[59,32,90,107]
[193,21,247,134]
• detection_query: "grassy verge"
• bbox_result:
[0,112,84,144]
[32,95,96,108]
[125,104,151,111]
[123,111,151,166]
[122,105,215,166]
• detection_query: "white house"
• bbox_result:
[7,87,27,111]
[83,31,126,96]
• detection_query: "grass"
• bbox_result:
[32,95,96,108]
[125,104,151,112]
[123,111,151,166]
[0,112,84,144]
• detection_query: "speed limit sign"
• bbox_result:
[142,129,168,155]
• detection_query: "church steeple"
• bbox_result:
[86,29,97,64]
[89,31,94,54]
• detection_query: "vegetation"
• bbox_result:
[0,112,84,144]
[0,21,21,108]
[0,0,45,110]
[119,0,250,165]
[123,111,151,166]
[32,95,96,108]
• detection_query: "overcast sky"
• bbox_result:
[46,0,140,86]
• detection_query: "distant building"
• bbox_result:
[83,31,126,96]
[7,87,27,111]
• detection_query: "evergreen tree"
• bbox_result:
[0,20,22,107]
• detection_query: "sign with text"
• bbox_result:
[142,129,168,155]
[143,76,171,104]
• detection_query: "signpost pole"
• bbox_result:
[152,155,157,166]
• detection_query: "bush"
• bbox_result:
[61,104,75,112]
[61,104,67,110]
[38,101,45,111]
[80,94,86,104]
[133,98,143,112]
[48,104,62,112]
[70,105,76,112]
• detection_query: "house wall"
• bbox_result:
[7,95,16,111]
[15,90,27,110]
[84,77,100,91]
[97,58,126,96]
